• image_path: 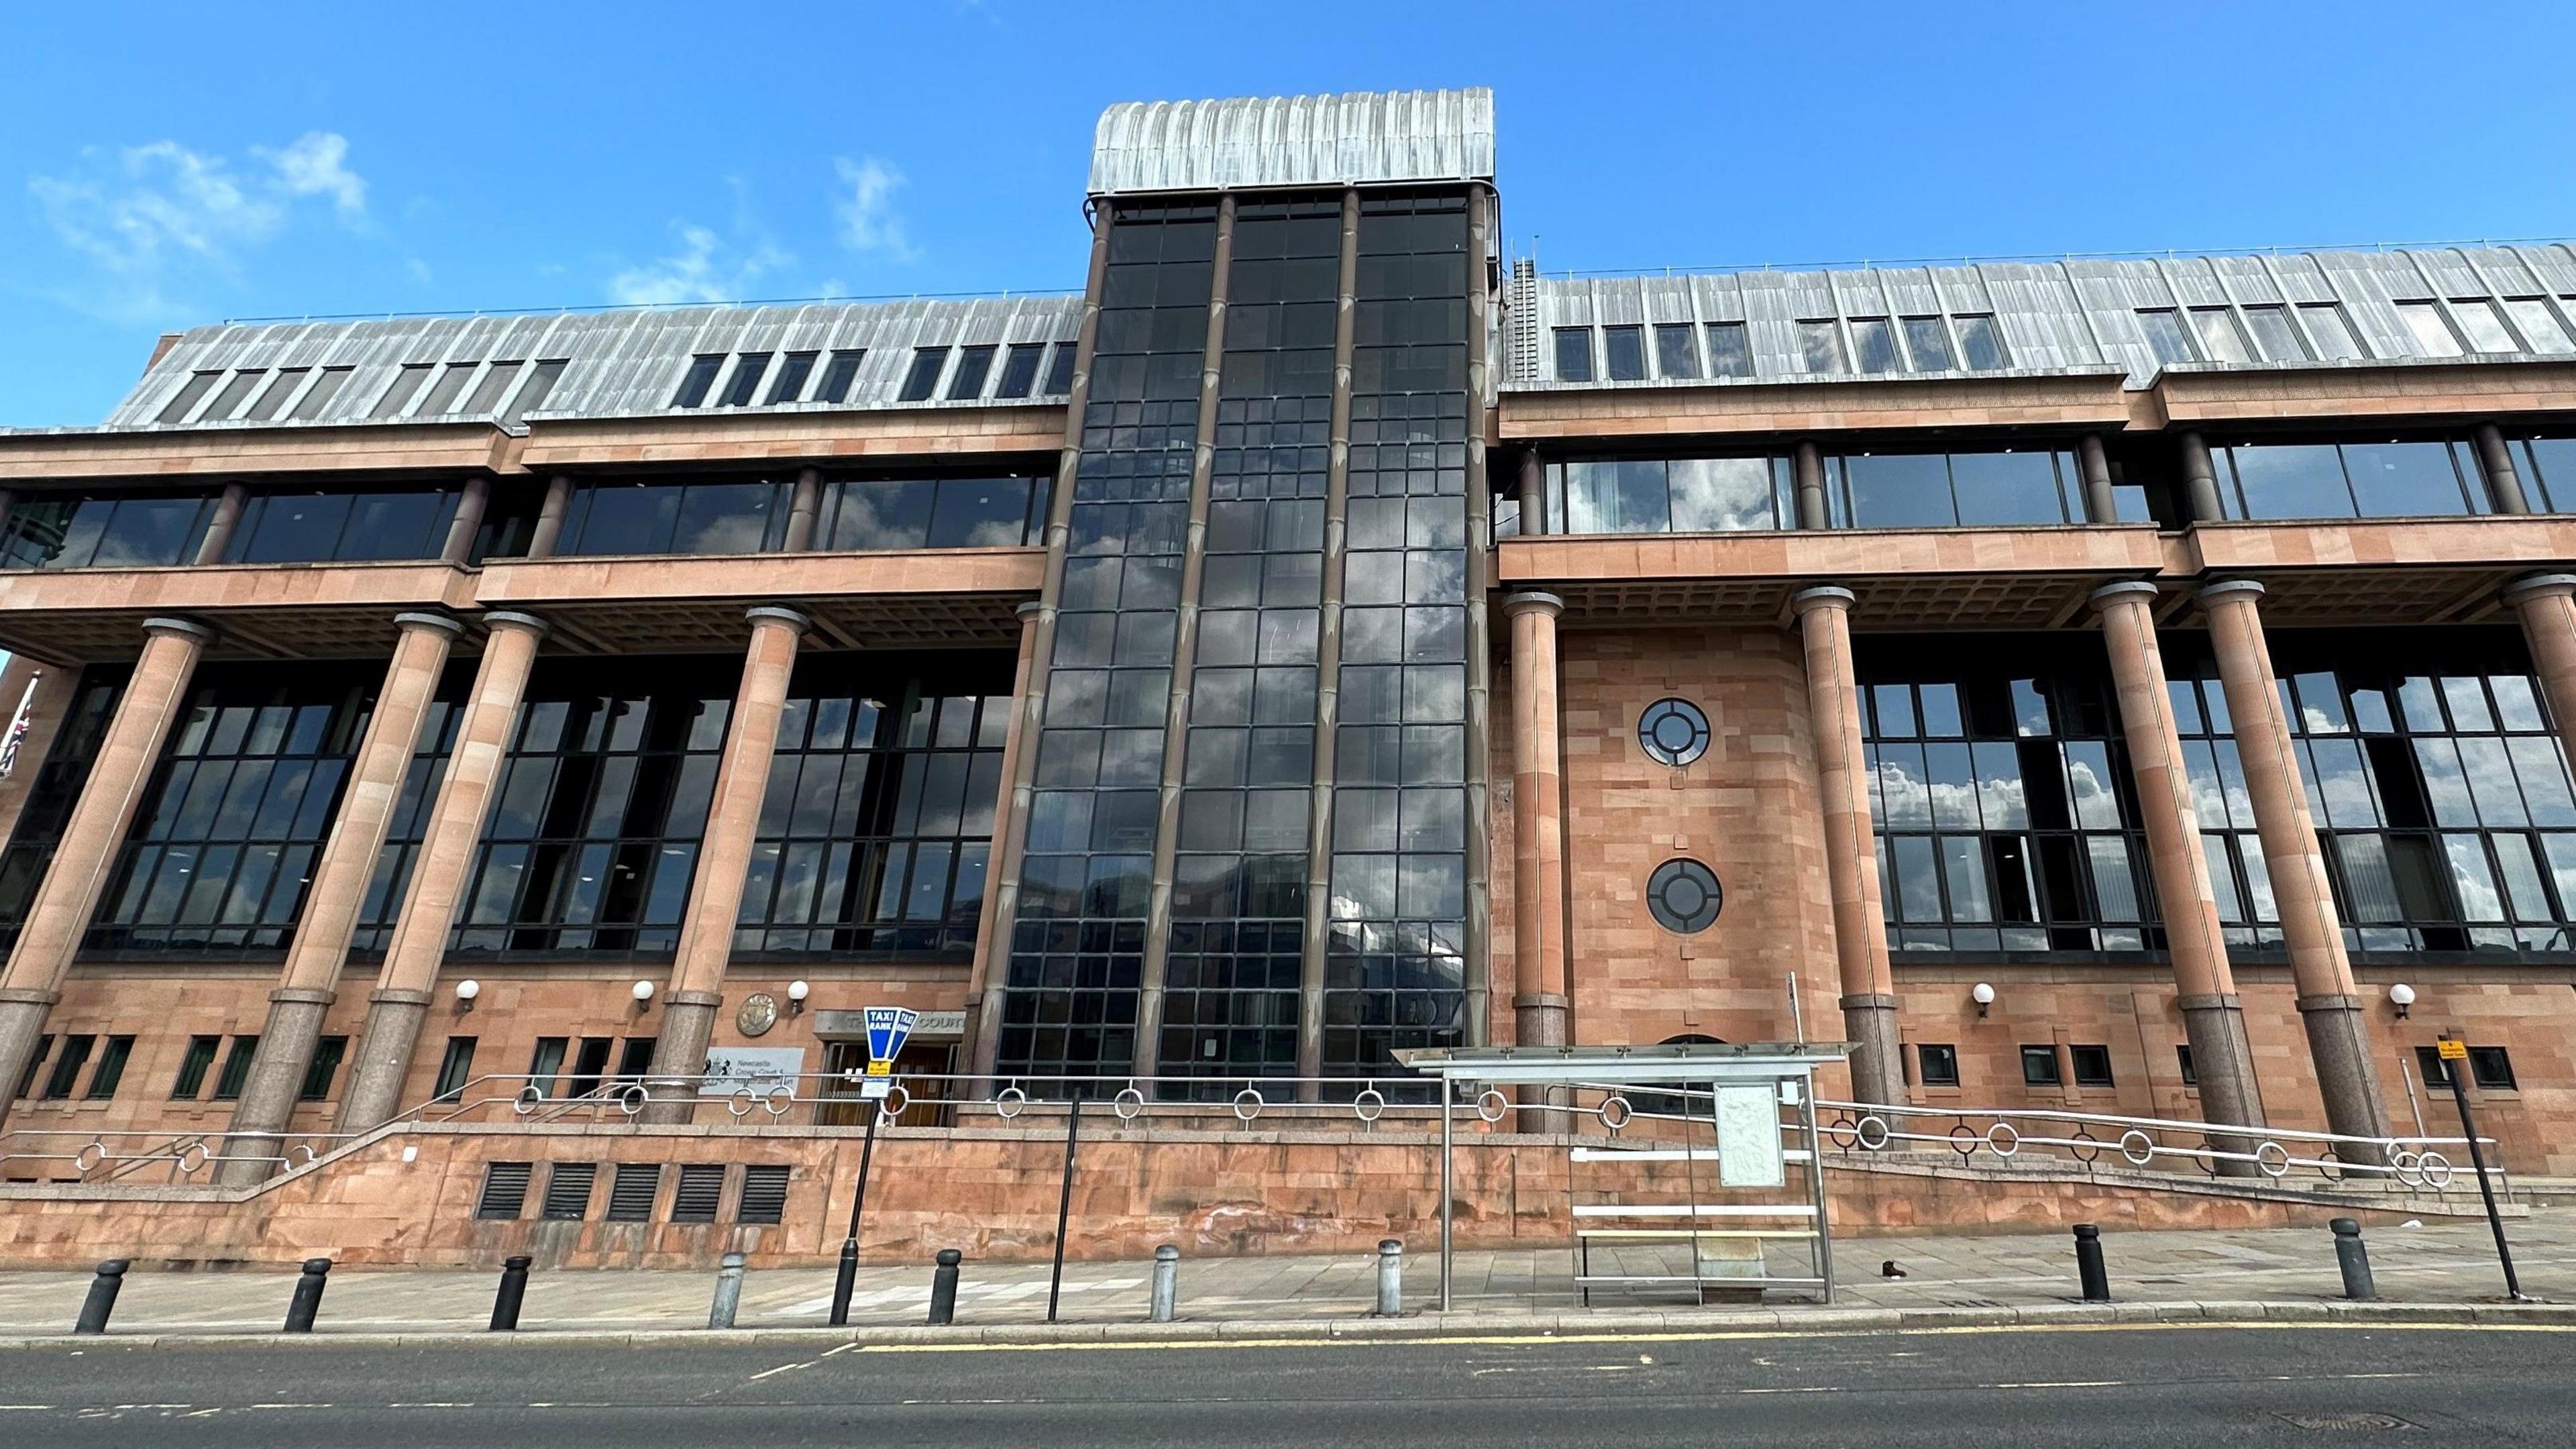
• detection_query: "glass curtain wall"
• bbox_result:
[1323,192,1473,1075]
[1000,201,1215,1085]
[2168,629,2576,955]
[1857,639,2157,953]
[449,658,735,956]
[0,670,127,950]
[348,669,470,955]
[1161,197,1338,1088]
[733,655,1010,961]
[83,663,378,957]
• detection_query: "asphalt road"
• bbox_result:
[4,1324,2563,1446]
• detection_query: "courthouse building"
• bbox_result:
[4,87,2576,1181]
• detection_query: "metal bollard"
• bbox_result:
[74,1258,129,1335]
[489,1254,533,1331]
[282,1257,332,1333]
[708,1252,747,1330]
[2072,1224,2110,1303]
[2331,1218,2377,1301]
[1148,1244,1179,1323]
[1375,1238,1404,1317]
[927,1248,962,1326]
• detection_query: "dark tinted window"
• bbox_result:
[229,487,459,564]
[156,372,221,423]
[1603,326,1646,381]
[2021,1044,2061,1086]
[1705,321,1753,377]
[898,348,948,402]
[2212,439,2485,521]
[718,354,770,408]
[817,474,1042,550]
[994,343,1045,398]
[947,345,997,400]
[85,1035,135,1099]
[170,1035,218,1098]
[561,479,788,556]
[1653,323,1699,378]
[1042,341,1078,394]
[2069,1043,2115,1086]
[1552,327,1593,382]
[289,366,356,421]
[0,492,213,570]
[670,354,723,409]
[1917,1042,1960,1087]
[371,363,434,419]
[765,351,816,405]
[814,350,865,405]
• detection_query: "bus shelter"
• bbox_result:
[1396,1042,1855,1309]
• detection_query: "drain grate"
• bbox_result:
[2274,1411,2416,1432]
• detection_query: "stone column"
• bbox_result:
[2178,432,2226,523]
[2076,435,2118,524]
[525,475,574,558]
[2200,579,2392,1153]
[1790,586,1903,1109]
[2475,425,2532,515]
[0,616,213,1133]
[643,605,808,1122]
[193,482,248,564]
[336,612,547,1132]
[2090,582,2268,1163]
[219,612,465,1183]
[963,602,1044,1085]
[782,468,823,551]
[438,478,490,564]
[1505,592,1570,1130]
[1793,442,1830,531]
[2506,575,2576,772]
[1516,450,1544,536]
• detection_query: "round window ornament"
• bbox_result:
[1639,698,1711,767]
[1647,858,1723,934]
[736,991,779,1037]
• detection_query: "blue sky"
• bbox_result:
[7,1,2575,429]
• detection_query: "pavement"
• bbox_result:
[4,1324,2571,1446]
[0,1207,2567,1346]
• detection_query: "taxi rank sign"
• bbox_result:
[859,1006,917,1099]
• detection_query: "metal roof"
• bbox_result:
[1509,244,2576,390]
[1089,89,1495,197]
[72,294,1083,435]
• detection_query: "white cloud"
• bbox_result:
[834,156,919,261]
[29,131,370,322]
[260,131,367,217]
[606,223,792,306]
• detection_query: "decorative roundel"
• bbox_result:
[1638,698,1711,767]
[1648,859,1723,934]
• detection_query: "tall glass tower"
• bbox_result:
[976,91,1498,1093]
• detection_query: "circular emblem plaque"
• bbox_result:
[736,992,780,1037]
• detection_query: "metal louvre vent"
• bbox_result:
[606,1163,662,1222]
[541,1162,598,1221]
[475,1162,533,1220]
[737,1165,790,1225]
[671,1163,727,1223]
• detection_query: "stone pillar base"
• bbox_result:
[2177,994,2267,1179]
[2298,995,2394,1164]
[215,989,337,1187]
[1838,994,1904,1114]
[0,991,62,1135]
[1512,994,1570,1132]
[641,994,722,1125]
[337,990,432,1134]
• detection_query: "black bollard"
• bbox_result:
[926,1248,962,1326]
[282,1256,333,1333]
[2073,1224,2110,1303]
[74,1258,130,1335]
[2331,1218,2377,1301]
[489,1254,533,1331]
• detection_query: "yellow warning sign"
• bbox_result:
[2436,1038,2469,1061]
[865,1059,894,1076]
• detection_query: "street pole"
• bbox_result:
[1046,1096,1083,1324]
[826,1105,881,1327]
[2440,1040,2528,1302]
[1439,1076,1454,1312]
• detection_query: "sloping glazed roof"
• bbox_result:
[1089,89,1495,197]
[62,294,1082,435]
[1511,244,2576,390]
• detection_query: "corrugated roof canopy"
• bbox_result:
[1511,244,2576,390]
[1089,89,1495,197]
[66,294,1083,435]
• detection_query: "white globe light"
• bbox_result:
[453,979,481,1002]
[1970,982,1997,1005]
[2389,983,2416,1006]
[631,979,655,1003]
[787,979,810,1002]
